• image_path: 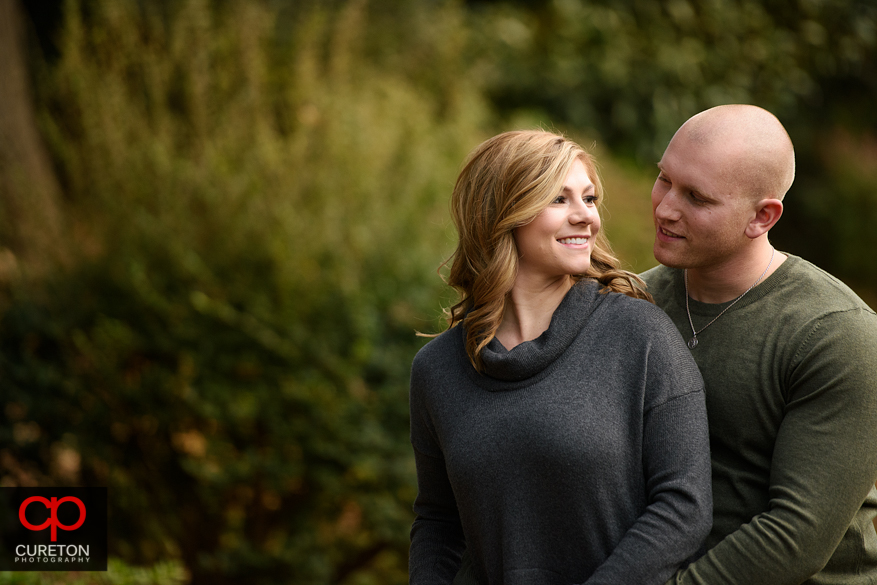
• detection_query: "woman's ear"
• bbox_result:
[745,198,783,239]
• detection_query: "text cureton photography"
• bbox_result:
[0,487,107,572]
[14,544,92,564]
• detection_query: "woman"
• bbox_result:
[408,131,711,585]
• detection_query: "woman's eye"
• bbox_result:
[553,195,567,204]
[584,195,598,205]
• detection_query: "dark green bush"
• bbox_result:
[469,0,877,160]
[0,558,186,585]
[1,0,488,583]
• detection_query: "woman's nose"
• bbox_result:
[570,202,596,224]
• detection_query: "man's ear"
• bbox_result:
[745,198,783,239]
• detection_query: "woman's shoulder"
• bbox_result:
[595,289,692,358]
[599,288,675,328]
[409,326,474,406]
[411,325,464,374]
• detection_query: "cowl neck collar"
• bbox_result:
[469,279,603,387]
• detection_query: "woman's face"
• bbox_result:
[513,158,601,287]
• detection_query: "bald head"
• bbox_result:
[674,105,795,201]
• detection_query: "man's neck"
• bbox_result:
[495,275,573,350]
[685,244,786,304]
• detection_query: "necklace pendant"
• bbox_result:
[687,336,699,349]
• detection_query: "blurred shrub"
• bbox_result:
[469,0,877,159]
[1,0,489,583]
[0,557,187,585]
[791,129,877,305]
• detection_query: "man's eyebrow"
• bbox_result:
[654,160,718,201]
[694,188,717,201]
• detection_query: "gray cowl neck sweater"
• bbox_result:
[409,279,712,585]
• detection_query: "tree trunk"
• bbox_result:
[0,0,64,277]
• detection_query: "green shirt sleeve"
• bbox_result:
[668,308,877,585]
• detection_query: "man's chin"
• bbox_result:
[653,243,689,269]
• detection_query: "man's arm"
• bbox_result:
[668,309,877,585]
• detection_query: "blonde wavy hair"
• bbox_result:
[441,130,651,371]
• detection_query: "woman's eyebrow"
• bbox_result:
[561,183,595,193]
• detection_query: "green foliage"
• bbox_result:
[0,558,187,585]
[785,129,877,304]
[2,0,489,583]
[470,0,877,159]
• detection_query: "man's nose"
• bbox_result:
[654,190,681,221]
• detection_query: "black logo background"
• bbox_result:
[0,487,107,571]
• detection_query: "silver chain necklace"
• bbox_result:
[684,247,775,349]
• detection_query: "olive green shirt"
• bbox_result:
[642,254,877,585]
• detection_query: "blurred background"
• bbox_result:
[0,0,875,583]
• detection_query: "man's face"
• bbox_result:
[651,132,753,270]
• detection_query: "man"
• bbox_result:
[641,104,877,584]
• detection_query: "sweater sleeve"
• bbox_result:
[667,309,877,585]
[409,357,466,585]
[583,325,713,585]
